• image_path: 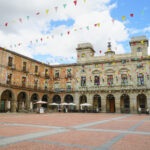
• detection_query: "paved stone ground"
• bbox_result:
[0,113,150,150]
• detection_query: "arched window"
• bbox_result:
[137,47,142,52]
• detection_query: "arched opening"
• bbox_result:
[137,94,147,113]
[80,95,87,105]
[42,95,48,108]
[93,95,101,112]
[106,94,115,113]
[17,92,27,112]
[79,95,87,112]
[64,95,74,112]
[120,94,130,113]
[53,95,61,104]
[51,95,61,111]
[30,93,39,111]
[0,90,14,112]
[64,95,73,103]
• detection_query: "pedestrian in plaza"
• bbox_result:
[96,107,99,113]
[138,107,141,115]
[66,107,68,113]
[146,108,149,115]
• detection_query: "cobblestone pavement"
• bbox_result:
[0,113,150,150]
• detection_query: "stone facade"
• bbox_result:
[0,35,149,113]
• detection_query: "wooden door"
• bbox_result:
[110,99,115,113]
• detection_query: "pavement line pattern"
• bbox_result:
[0,114,149,150]
[0,122,63,129]
[93,116,150,150]
[0,128,70,147]
[0,136,8,139]
[80,128,150,135]
[30,139,94,149]
[0,115,130,148]
[72,115,131,129]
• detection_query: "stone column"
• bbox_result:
[26,97,30,111]
[74,92,80,110]
[87,92,93,112]
[130,93,137,113]
[101,94,106,113]
[0,97,1,111]
[11,99,17,113]
[87,93,93,105]
[146,92,150,111]
[115,94,121,113]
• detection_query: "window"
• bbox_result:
[137,73,144,85]
[54,82,60,89]
[137,64,143,69]
[8,57,13,66]
[45,69,49,77]
[137,47,142,52]
[81,76,86,87]
[35,65,38,73]
[67,69,72,78]
[81,66,85,73]
[23,62,27,71]
[121,60,126,64]
[55,70,59,78]
[7,74,12,84]
[94,76,100,86]
[121,74,128,85]
[107,75,113,86]
[45,80,48,90]
[107,62,112,66]
[66,82,71,89]
[22,77,26,87]
[34,79,38,88]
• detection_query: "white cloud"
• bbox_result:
[0,0,129,61]
[144,26,150,32]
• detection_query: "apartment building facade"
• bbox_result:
[0,35,149,113]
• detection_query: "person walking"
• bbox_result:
[138,107,141,114]
[146,108,149,115]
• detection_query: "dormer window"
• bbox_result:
[137,47,142,52]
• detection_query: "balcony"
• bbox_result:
[7,64,16,70]
[22,68,29,73]
[21,84,26,88]
[65,74,73,79]
[66,87,72,92]
[54,76,60,80]
[78,84,135,92]
[44,87,49,91]
[6,80,12,85]
[0,82,52,93]
[121,82,128,86]
[54,88,64,92]
[34,85,38,89]
[34,72,40,77]
[45,74,50,79]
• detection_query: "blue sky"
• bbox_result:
[0,0,149,64]
[33,0,150,63]
[110,0,150,53]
